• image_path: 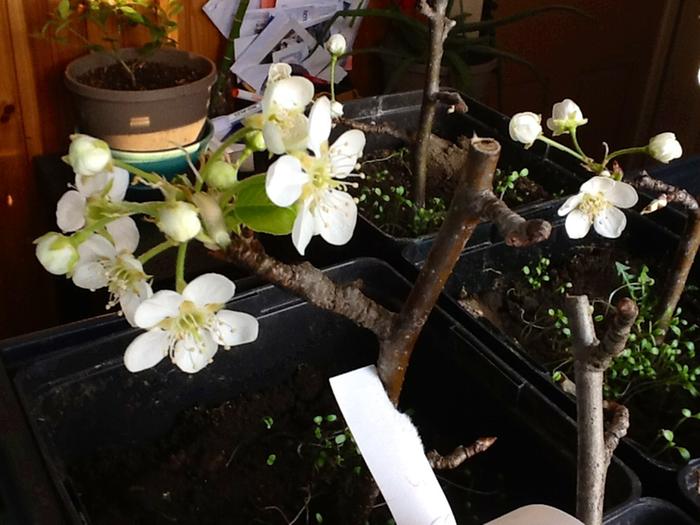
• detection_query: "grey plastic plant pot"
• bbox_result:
[2,259,640,524]
[65,48,216,152]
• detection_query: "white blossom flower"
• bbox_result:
[256,68,315,155]
[157,201,202,243]
[325,34,347,56]
[67,134,113,176]
[648,132,682,163]
[557,176,638,239]
[265,96,365,255]
[546,99,588,136]
[35,232,79,275]
[71,217,152,326]
[123,273,259,373]
[56,166,130,232]
[509,112,542,148]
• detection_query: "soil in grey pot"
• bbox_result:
[65,48,216,152]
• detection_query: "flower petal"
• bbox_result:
[77,234,117,263]
[106,166,130,202]
[76,172,109,197]
[564,209,592,239]
[580,176,614,195]
[183,273,236,307]
[106,216,139,253]
[263,121,287,155]
[292,197,316,256]
[72,261,108,290]
[282,113,310,153]
[265,155,309,207]
[606,181,638,209]
[316,189,357,246]
[594,206,627,238]
[120,282,152,327]
[123,329,169,372]
[214,310,259,347]
[134,290,183,328]
[172,331,218,373]
[557,193,583,216]
[56,191,87,232]
[265,77,314,113]
[308,96,332,157]
[330,130,366,177]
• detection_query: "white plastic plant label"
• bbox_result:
[329,365,457,525]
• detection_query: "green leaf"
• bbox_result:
[57,0,71,19]
[661,429,674,442]
[682,408,692,418]
[335,434,347,445]
[233,176,296,235]
[266,453,276,466]
[677,447,691,461]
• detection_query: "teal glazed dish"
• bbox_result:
[110,120,214,181]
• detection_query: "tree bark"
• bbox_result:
[565,296,637,525]
[378,138,552,403]
[413,0,455,207]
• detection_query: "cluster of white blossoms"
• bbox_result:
[36,39,360,374]
[36,133,259,374]
[250,49,365,256]
[508,99,683,240]
[35,135,152,327]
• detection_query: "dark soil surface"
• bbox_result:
[68,365,384,525]
[79,60,206,91]
[462,243,700,465]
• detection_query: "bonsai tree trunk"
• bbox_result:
[565,295,637,525]
[225,137,551,406]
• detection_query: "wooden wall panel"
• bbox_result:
[0,0,57,338]
[494,0,668,155]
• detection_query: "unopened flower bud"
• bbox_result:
[325,34,347,56]
[330,101,344,118]
[157,202,202,242]
[546,99,587,136]
[245,130,266,152]
[35,232,78,275]
[509,112,542,148]
[648,132,682,163]
[207,160,238,190]
[192,193,230,248]
[267,63,292,84]
[67,134,112,176]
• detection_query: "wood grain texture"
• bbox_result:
[0,0,58,338]
[495,0,668,154]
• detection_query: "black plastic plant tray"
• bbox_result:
[6,258,639,524]
[401,201,700,515]
[603,497,696,525]
[338,90,588,262]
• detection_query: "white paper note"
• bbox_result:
[329,366,457,525]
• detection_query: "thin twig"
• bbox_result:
[427,437,497,469]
